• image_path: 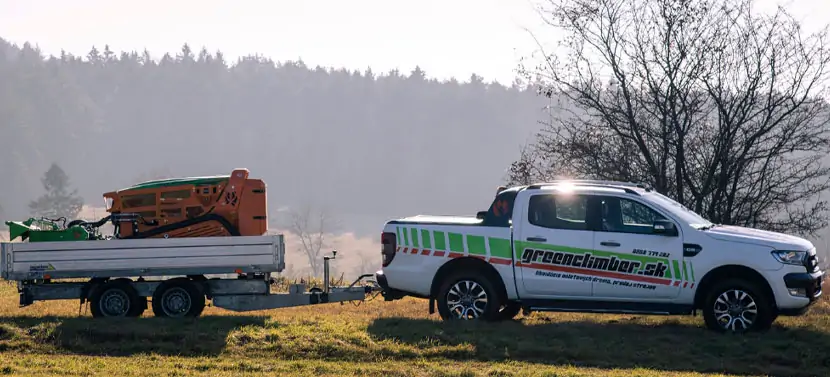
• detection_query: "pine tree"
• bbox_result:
[28,163,84,221]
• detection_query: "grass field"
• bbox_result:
[0,280,829,377]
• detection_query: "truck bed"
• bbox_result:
[387,215,483,226]
[1,235,285,281]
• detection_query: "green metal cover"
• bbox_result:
[118,175,230,191]
[5,219,90,242]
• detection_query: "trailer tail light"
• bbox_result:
[381,232,397,267]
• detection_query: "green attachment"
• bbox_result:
[4,218,90,242]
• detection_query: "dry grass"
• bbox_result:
[0,280,828,377]
[3,210,830,376]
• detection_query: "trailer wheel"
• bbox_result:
[89,280,141,318]
[436,270,502,321]
[152,279,205,318]
[112,278,146,317]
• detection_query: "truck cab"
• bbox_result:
[375,180,824,333]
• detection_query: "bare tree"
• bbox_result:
[506,144,549,185]
[350,250,378,279]
[514,0,830,235]
[286,205,338,277]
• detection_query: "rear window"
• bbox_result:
[527,194,589,231]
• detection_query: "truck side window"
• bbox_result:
[600,197,667,234]
[528,194,588,231]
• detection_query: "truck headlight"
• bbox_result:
[771,250,807,265]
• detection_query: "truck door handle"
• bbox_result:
[527,236,547,242]
[600,241,620,247]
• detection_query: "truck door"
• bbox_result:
[514,191,595,298]
[590,195,683,300]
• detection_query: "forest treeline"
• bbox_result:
[0,38,548,235]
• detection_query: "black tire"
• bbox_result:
[89,280,142,318]
[496,301,522,321]
[112,278,146,317]
[151,279,206,318]
[702,278,776,333]
[436,270,502,321]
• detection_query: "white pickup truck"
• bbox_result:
[374,180,824,333]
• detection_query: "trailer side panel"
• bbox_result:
[1,235,285,280]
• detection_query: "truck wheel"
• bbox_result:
[89,280,141,318]
[702,278,775,333]
[436,271,502,321]
[152,279,206,318]
[496,301,522,321]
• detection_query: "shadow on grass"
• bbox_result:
[0,315,268,357]
[367,316,830,377]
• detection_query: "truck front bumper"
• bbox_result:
[779,270,824,316]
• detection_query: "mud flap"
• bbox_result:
[429,297,435,314]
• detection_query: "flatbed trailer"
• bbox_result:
[0,235,376,317]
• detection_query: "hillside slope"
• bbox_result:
[0,39,548,238]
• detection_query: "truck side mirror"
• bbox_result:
[652,220,678,236]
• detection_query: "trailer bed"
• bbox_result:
[1,235,285,281]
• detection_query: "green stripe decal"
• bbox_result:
[672,260,682,282]
[421,229,432,249]
[489,237,512,259]
[434,231,446,250]
[393,229,698,286]
[410,228,419,248]
[448,233,464,253]
[396,227,402,245]
[682,261,689,282]
[690,262,696,282]
[467,235,486,256]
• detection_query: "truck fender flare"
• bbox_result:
[692,264,776,309]
[429,257,508,305]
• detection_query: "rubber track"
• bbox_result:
[122,213,241,239]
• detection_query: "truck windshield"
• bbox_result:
[644,191,714,229]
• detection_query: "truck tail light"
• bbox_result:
[381,232,397,267]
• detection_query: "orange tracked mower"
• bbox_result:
[99,168,268,238]
[8,168,269,241]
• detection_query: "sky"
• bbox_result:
[0,0,826,85]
